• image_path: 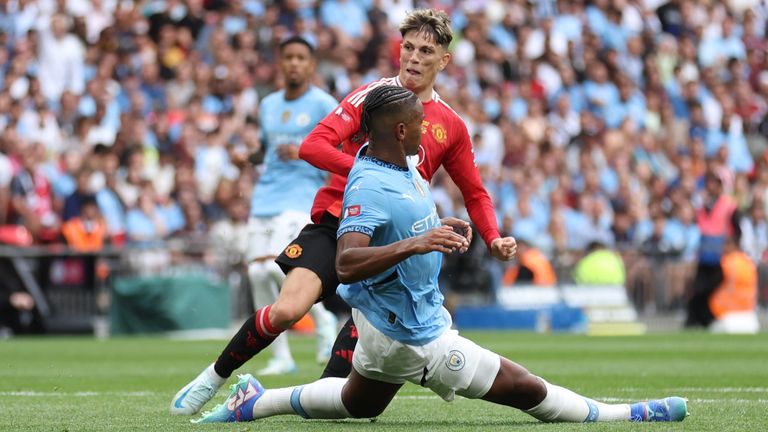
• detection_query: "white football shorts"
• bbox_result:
[351,308,501,402]
[246,210,310,261]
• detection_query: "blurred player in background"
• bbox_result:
[245,36,339,376]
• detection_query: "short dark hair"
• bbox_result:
[279,35,315,55]
[399,9,453,49]
[360,85,419,136]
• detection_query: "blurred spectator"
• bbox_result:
[125,181,167,245]
[61,196,107,251]
[708,220,760,334]
[740,199,768,263]
[62,167,94,222]
[10,142,60,243]
[209,196,249,261]
[686,172,738,327]
[573,241,626,286]
[502,238,557,286]
[94,150,127,246]
[38,14,86,102]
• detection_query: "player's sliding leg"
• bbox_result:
[483,357,689,422]
[249,260,297,375]
[194,368,400,423]
[319,316,357,378]
[309,302,337,364]
[170,268,324,415]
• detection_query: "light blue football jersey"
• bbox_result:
[250,87,337,217]
[337,149,448,346]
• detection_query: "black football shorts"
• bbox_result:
[275,212,341,300]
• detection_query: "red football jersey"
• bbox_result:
[299,76,500,247]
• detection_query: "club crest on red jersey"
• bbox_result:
[431,123,447,143]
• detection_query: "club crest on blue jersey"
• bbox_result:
[296,113,311,126]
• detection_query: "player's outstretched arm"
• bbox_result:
[336,226,469,283]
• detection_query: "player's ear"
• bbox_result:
[396,122,406,141]
[439,51,451,71]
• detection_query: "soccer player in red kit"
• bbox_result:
[170,8,516,416]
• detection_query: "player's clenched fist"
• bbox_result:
[490,236,517,261]
[410,225,469,254]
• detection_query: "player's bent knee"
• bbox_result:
[268,302,307,329]
[483,358,546,409]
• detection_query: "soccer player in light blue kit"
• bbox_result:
[195,86,689,424]
[242,36,338,375]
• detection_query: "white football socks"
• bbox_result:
[525,378,630,422]
[251,377,350,419]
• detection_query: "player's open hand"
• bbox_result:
[411,226,469,255]
[276,144,300,161]
[490,236,517,261]
[439,217,472,253]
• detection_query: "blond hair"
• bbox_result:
[399,9,453,49]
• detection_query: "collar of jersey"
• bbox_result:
[359,155,408,172]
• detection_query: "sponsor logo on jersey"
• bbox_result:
[431,123,447,143]
[334,107,352,122]
[281,110,291,123]
[421,120,429,135]
[446,350,466,371]
[344,205,361,218]
[284,244,303,259]
[411,210,439,234]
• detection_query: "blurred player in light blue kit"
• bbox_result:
[195,86,689,425]
[245,36,339,375]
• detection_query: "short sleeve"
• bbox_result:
[337,179,389,239]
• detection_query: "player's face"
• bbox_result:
[403,102,425,156]
[280,42,314,88]
[399,31,450,96]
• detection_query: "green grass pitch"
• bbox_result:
[1,331,766,431]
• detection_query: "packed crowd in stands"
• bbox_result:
[0,0,767,310]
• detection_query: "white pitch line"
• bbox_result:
[394,396,768,404]
[0,391,153,397]
[673,387,768,393]
[404,386,768,395]
[615,387,768,393]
